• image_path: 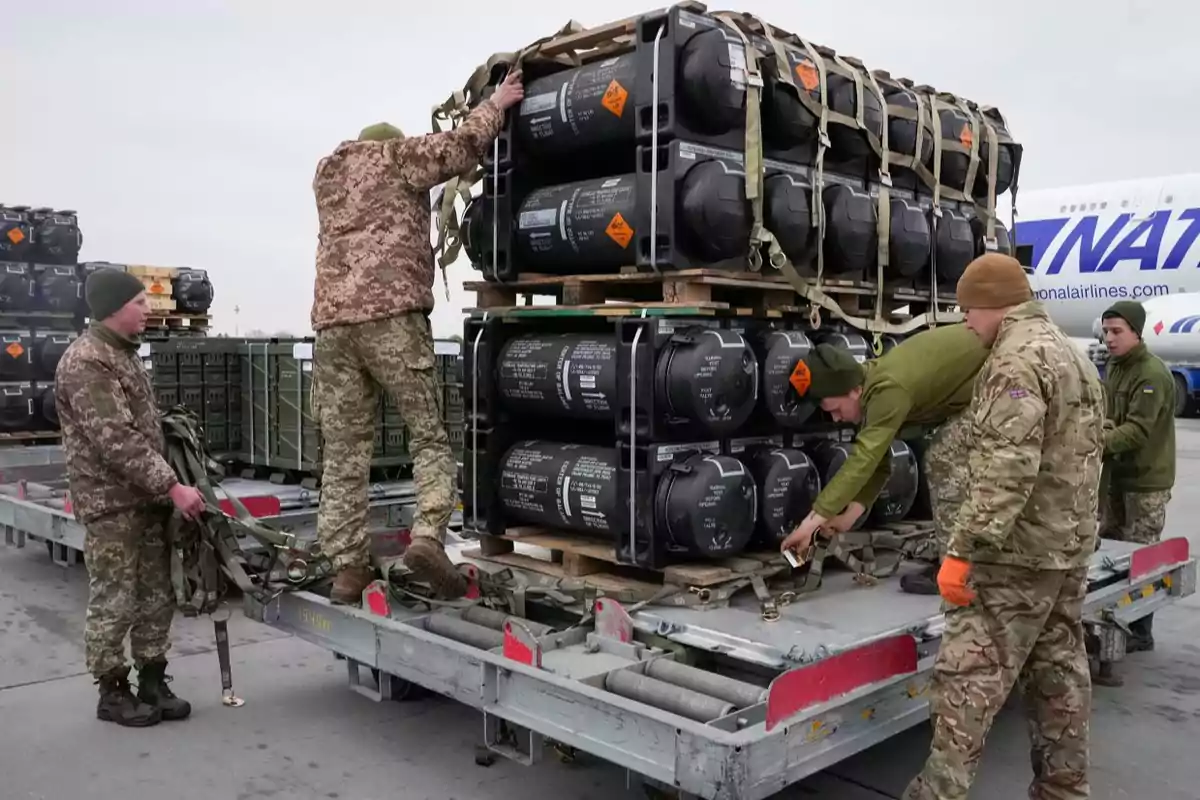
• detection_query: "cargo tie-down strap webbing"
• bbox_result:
[160,406,330,617]
[712,12,911,344]
[430,18,597,289]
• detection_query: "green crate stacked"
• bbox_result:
[237,339,412,475]
[435,340,464,460]
[140,338,241,456]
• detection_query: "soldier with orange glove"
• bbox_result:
[902,254,1106,800]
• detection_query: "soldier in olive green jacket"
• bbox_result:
[780,323,988,593]
[1097,300,1176,662]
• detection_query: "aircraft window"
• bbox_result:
[1122,200,1129,208]
[1101,202,1108,209]
[1166,195,1174,203]
[1089,203,1097,210]
[1060,205,1067,212]
[1070,204,1077,211]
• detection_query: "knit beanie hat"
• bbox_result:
[1102,300,1146,337]
[85,268,145,321]
[956,253,1033,310]
[358,122,404,142]
[789,343,866,401]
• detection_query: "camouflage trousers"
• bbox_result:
[1100,489,1170,645]
[83,506,175,677]
[1100,489,1171,545]
[921,410,973,561]
[903,564,1091,800]
[314,312,455,570]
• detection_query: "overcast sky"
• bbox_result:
[5,1,1198,337]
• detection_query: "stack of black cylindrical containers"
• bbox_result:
[459,5,1019,569]
[0,204,86,434]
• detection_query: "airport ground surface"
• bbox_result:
[3,424,1200,799]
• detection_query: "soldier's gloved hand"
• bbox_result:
[937,557,975,607]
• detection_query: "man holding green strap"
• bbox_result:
[780,323,988,594]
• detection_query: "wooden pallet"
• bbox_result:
[465,526,788,591]
[465,269,957,319]
[0,430,62,446]
[145,313,210,331]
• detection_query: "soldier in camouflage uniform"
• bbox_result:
[779,324,986,595]
[55,268,206,727]
[1096,300,1176,665]
[903,254,1105,800]
[310,71,525,604]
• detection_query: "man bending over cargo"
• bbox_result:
[779,322,987,594]
[310,70,524,604]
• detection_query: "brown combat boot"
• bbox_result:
[330,564,376,605]
[96,665,162,727]
[137,659,192,721]
[403,537,467,598]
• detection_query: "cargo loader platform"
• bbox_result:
[0,445,427,565]
[245,534,1196,800]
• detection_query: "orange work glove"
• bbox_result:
[937,557,976,607]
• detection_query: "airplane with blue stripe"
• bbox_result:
[1013,172,1200,339]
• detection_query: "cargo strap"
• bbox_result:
[715,13,940,339]
[430,18,593,288]
[160,407,330,617]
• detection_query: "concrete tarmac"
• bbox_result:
[3,424,1200,799]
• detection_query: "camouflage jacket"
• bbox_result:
[947,301,1106,570]
[310,99,505,331]
[54,325,177,524]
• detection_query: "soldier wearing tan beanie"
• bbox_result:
[955,252,1034,347]
[903,250,1105,800]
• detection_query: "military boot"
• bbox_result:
[137,659,192,721]
[403,537,467,598]
[900,564,940,595]
[330,564,376,605]
[1127,615,1155,653]
[96,665,162,727]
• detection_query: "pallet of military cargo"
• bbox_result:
[439,1,1019,339]
[464,268,959,325]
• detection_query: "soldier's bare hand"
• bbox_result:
[169,483,206,521]
[492,70,525,111]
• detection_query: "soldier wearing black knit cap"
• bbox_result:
[55,268,205,728]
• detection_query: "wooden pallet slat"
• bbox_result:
[469,525,788,589]
[465,269,957,321]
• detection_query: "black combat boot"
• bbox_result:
[136,659,192,721]
[97,665,162,727]
[900,563,940,595]
[1127,615,1155,653]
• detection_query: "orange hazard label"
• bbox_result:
[5,228,24,244]
[149,280,165,294]
[601,79,628,118]
[605,212,633,249]
[794,60,819,92]
[959,123,974,150]
[789,360,812,397]
[5,343,24,359]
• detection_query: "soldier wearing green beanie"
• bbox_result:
[780,323,988,598]
[54,267,207,727]
[1095,299,1176,671]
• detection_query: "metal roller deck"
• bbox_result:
[245,535,1196,800]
